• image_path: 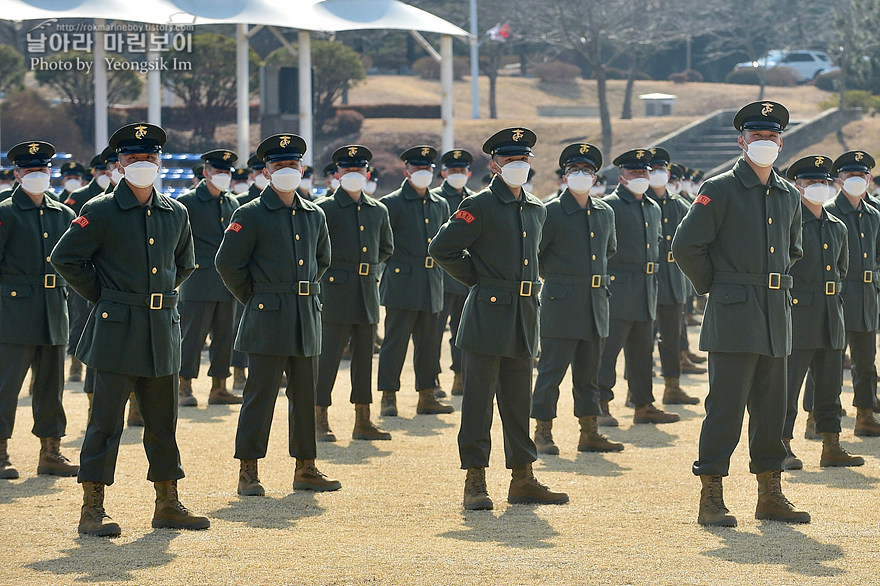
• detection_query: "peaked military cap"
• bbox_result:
[647,147,671,167]
[482,127,536,157]
[0,168,14,181]
[89,154,107,170]
[555,168,564,178]
[302,165,314,178]
[7,141,55,168]
[440,148,473,168]
[612,148,652,170]
[733,101,789,132]
[246,153,265,171]
[256,133,307,163]
[231,167,250,181]
[400,145,438,166]
[693,170,704,182]
[201,149,237,171]
[109,122,166,154]
[786,155,834,181]
[333,145,373,168]
[60,161,85,176]
[833,150,875,174]
[559,142,602,171]
[596,173,607,185]
[100,145,118,165]
[669,163,685,180]
[322,162,337,176]
[192,164,204,179]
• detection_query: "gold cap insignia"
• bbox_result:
[579,144,590,155]
[814,156,824,167]
[348,146,358,157]
[28,143,40,155]
[649,148,657,155]
[512,129,524,142]
[761,102,774,116]
[636,149,645,159]
[420,147,431,157]
[855,151,865,162]
[222,152,232,161]
[279,136,291,148]
[453,150,461,159]
[134,125,148,139]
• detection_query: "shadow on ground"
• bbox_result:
[438,504,561,549]
[209,491,324,530]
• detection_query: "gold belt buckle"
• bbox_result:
[358,262,370,276]
[43,274,56,289]
[825,281,836,295]
[768,273,782,290]
[149,293,163,310]
[519,281,532,297]
[646,262,655,274]
[591,274,602,288]
[298,281,310,295]
[667,251,675,263]
[864,270,873,284]
[424,257,435,269]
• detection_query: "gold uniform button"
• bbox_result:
[298,260,304,266]
[10,291,17,297]
[859,213,863,218]
[823,243,828,250]
[861,233,865,238]
[490,296,497,303]
[258,303,264,310]
[45,256,51,262]
[587,210,591,216]
[362,247,367,252]
[523,231,527,238]
[645,222,648,227]
[152,267,158,274]
[195,263,200,269]
[147,210,151,216]
[394,268,400,273]
[102,312,108,318]
[864,253,868,258]
[292,210,296,216]
[664,218,668,223]
[360,226,364,231]
[792,298,799,305]
[647,244,650,249]
[666,235,672,240]
[424,218,429,224]
[357,205,361,211]
[826,265,832,271]
[149,238,154,245]
[295,234,300,240]
[769,246,774,253]
[328,277,334,282]
[43,232,48,238]
[768,218,772,224]
[523,259,529,265]
[590,232,595,237]
[591,255,597,260]
[427,237,432,243]
[221,217,224,223]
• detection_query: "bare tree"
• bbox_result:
[827,0,880,109]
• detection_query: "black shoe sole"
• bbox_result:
[151,519,210,530]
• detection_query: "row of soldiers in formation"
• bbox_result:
[0,99,878,537]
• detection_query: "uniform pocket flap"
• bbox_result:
[324,269,349,284]
[478,288,512,305]
[1,284,32,298]
[542,282,569,300]
[96,302,128,322]
[711,285,747,304]
[250,293,280,311]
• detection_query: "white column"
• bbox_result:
[236,23,249,159]
[147,49,161,126]
[469,0,479,119]
[93,18,108,149]
[298,30,313,166]
[440,35,454,153]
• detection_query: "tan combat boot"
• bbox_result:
[451,372,463,396]
[379,390,397,417]
[78,481,121,537]
[697,475,737,527]
[686,350,706,364]
[597,399,618,427]
[662,377,700,405]
[237,459,265,496]
[754,470,810,523]
[152,480,210,530]
[463,467,493,510]
[233,367,247,390]
[315,405,337,442]
[633,403,680,424]
[820,433,865,467]
[781,438,803,470]
[803,411,820,440]
[578,416,624,453]
[680,351,707,375]
[534,420,559,455]
[37,437,79,476]
[854,407,880,437]
[434,385,447,399]
[507,463,569,505]
[352,404,391,440]
[416,388,454,415]
[178,376,197,407]
[127,392,144,427]
[68,356,83,382]
[293,459,341,492]
[0,438,19,479]
[208,377,243,404]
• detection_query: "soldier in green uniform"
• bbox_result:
[298,165,315,201]
[315,145,394,442]
[824,150,880,436]
[190,164,204,189]
[531,143,623,455]
[364,166,380,197]
[239,154,267,207]
[597,149,679,426]
[51,122,209,536]
[215,133,341,496]
[0,140,79,481]
[376,146,454,416]
[672,101,809,527]
[230,167,250,197]
[57,161,85,203]
[431,149,476,397]
[323,162,339,196]
[0,168,14,195]
[430,127,569,510]
[177,149,242,406]
[782,155,864,469]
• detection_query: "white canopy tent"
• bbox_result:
[0,0,468,164]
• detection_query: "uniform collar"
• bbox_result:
[334,187,375,208]
[646,189,670,203]
[801,201,827,223]
[11,184,65,211]
[113,179,169,211]
[614,184,643,203]
[733,157,789,191]
[560,188,593,214]
[831,190,865,214]
[488,175,542,206]
[401,179,441,202]
[261,186,317,212]
[195,179,228,202]
[440,180,472,198]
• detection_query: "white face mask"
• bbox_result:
[299,178,313,193]
[253,174,269,190]
[649,170,669,188]
[270,167,302,192]
[209,172,231,192]
[522,182,534,192]
[409,169,434,190]
[330,178,341,190]
[745,140,780,167]
[123,161,160,188]
[110,167,123,185]
[340,172,367,193]
[500,161,531,188]
[565,171,595,194]
[624,177,650,195]
[681,180,693,195]
[445,173,468,190]
[589,185,605,197]
[666,182,680,195]
[21,171,50,194]
[364,180,378,196]
[232,182,249,195]
[64,178,81,193]
[842,176,868,197]
[95,174,111,189]
[802,183,835,205]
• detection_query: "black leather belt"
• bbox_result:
[394,253,436,269]
[100,288,179,309]
[714,271,793,290]
[2,274,67,288]
[253,281,322,296]
[478,277,542,297]
[610,262,656,275]
[544,274,609,288]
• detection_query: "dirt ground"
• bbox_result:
[1,323,879,586]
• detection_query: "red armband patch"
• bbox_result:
[454,210,475,224]
[64,198,76,206]
[694,194,712,206]
[226,222,243,233]
[73,216,89,228]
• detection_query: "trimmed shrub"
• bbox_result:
[321,109,365,136]
[815,69,841,92]
[531,60,581,83]
[333,104,441,119]
[684,69,704,82]
[725,66,799,87]
[412,55,470,80]
[668,72,689,84]
[818,90,880,114]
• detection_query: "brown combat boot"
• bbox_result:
[315,405,337,442]
[233,367,247,390]
[633,403,680,424]
[662,377,700,405]
[416,388,454,414]
[293,459,341,492]
[352,404,391,440]
[178,376,197,407]
[803,412,820,440]
[451,372,463,396]
[208,377,243,404]
[854,407,880,437]
[463,467,493,510]
[379,390,397,417]
[0,438,19,479]
[508,463,569,505]
[534,420,559,455]
[127,392,144,427]
[597,399,618,427]
[820,433,865,467]
[578,416,624,452]
[68,356,83,382]
[754,470,810,523]
[680,351,707,374]
[434,385,447,399]
[37,437,79,476]
[152,480,210,529]
[237,459,265,496]
[686,350,707,364]
[697,475,737,527]
[78,481,121,537]
[781,438,803,470]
